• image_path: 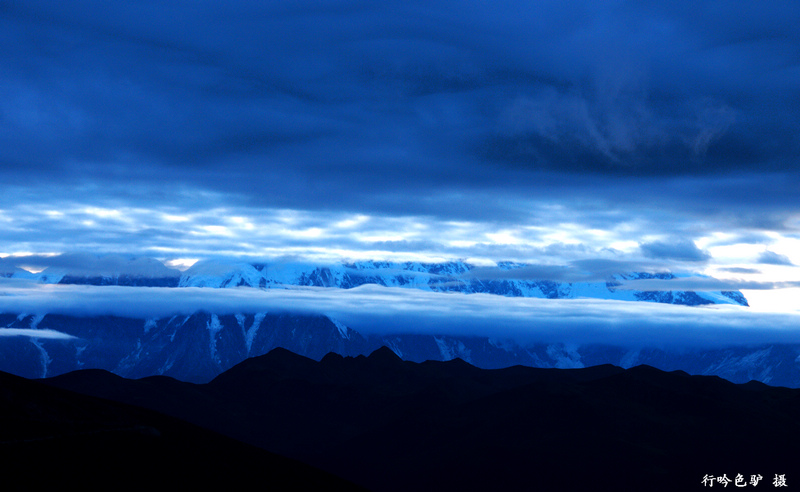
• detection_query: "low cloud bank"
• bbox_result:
[615,277,800,292]
[0,328,76,340]
[2,253,182,277]
[2,280,800,349]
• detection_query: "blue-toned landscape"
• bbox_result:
[2,2,799,489]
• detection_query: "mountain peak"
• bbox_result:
[211,346,318,386]
[367,346,403,363]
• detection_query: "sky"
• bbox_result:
[2,1,800,313]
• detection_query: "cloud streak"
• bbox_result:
[615,277,800,292]
[2,281,800,349]
[0,328,76,340]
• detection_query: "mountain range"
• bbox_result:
[13,258,750,307]
[4,346,797,491]
[3,258,799,387]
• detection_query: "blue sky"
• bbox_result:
[2,1,800,312]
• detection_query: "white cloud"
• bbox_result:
[2,281,800,349]
[0,328,76,340]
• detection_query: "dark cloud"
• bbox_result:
[639,239,711,262]
[464,259,673,283]
[720,267,762,275]
[705,233,774,248]
[615,277,800,293]
[569,259,670,279]
[3,2,800,206]
[363,240,446,253]
[465,264,578,282]
[1,0,799,292]
[758,251,795,266]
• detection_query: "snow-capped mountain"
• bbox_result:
[0,311,369,383]
[27,257,749,306]
[6,257,791,386]
[171,259,747,307]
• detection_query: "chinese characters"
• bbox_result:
[701,474,786,488]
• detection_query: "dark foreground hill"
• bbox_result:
[0,369,366,490]
[7,347,800,491]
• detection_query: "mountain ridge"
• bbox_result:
[3,309,799,386]
[34,345,800,492]
[0,366,367,490]
[6,258,795,388]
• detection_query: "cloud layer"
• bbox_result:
[2,281,800,348]
[1,1,800,312]
[4,2,800,214]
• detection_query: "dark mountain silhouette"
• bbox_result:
[5,310,800,388]
[6,347,797,491]
[0,369,366,490]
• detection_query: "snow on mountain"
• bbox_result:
[0,267,38,281]
[4,309,798,386]
[6,254,747,307]
[1,256,772,386]
[179,260,263,288]
[0,311,370,383]
[175,259,748,307]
